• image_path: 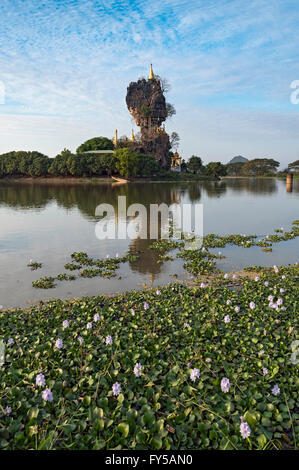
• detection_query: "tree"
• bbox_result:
[170,132,180,150]
[288,159,299,173]
[76,137,114,153]
[136,154,160,177]
[166,103,176,118]
[114,148,138,178]
[241,158,280,176]
[226,162,245,176]
[187,156,203,174]
[205,162,227,178]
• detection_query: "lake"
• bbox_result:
[0,177,298,308]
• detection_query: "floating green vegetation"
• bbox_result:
[292,220,299,226]
[27,262,42,271]
[65,263,82,271]
[32,253,139,288]
[57,274,76,281]
[32,277,56,289]
[178,249,217,276]
[1,263,298,450]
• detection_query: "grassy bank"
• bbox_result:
[0,263,298,450]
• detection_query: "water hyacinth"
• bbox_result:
[144,302,149,310]
[5,406,11,415]
[280,288,285,293]
[36,373,46,387]
[272,384,280,396]
[106,335,113,346]
[240,417,251,439]
[190,368,200,382]
[94,313,100,322]
[264,281,269,287]
[220,377,231,393]
[262,368,268,376]
[268,295,274,301]
[200,282,206,288]
[55,338,63,349]
[234,306,240,313]
[131,309,135,316]
[133,362,143,377]
[224,273,228,279]
[112,382,121,396]
[62,320,69,329]
[226,299,231,305]
[249,301,255,310]
[86,322,92,329]
[255,276,260,281]
[7,338,14,345]
[77,336,84,344]
[42,388,53,402]
[224,315,230,324]
[156,290,161,296]
[273,265,279,274]
[277,298,283,305]
[184,322,191,329]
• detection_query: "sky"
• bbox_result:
[0,0,299,167]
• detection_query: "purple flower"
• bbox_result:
[131,309,135,316]
[224,273,228,279]
[258,350,265,356]
[5,406,11,415]
[86,322,92,329]
[235,306,240,313]
[226,299,231,305]
[232,274,237,280]
[240,417,251,439]
[94,313,100,322]
[42,388,53,402]
[144,302,149,310]
[55,338,63,349]
[156,290,161,296]
[106,335,113,346]
[220,377,231,393]
[62,320,69,329]
[190,368,200,382]
[36,373,46,387]
[133,363,143,377]
[255,276,260,281]
[281,275,286,279]
[184,322,191,329]
[280,288,285,294]
[268,295,274,301]
[224,315,230,324]
[277,298,283,306]
[112,382,121,396]
[264,281,269,287]
[200,282,206,288]
[249,301,255,310]
[7,338,14,345]
[272,384,280,396]
[0,305,3,310]
[273,265,279,274]
[262,368,268,376]
[77,336,84,344]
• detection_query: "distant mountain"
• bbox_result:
[228,156,248,165]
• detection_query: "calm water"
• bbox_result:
[0,177,298,308]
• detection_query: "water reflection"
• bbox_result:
[0,178,298,308]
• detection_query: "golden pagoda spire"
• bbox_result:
[113,129,118,148]
[131,128,135,142]
[148,63,154,79]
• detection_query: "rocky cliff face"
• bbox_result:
[126,77,171,169]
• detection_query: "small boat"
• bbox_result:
[111,176,130,184]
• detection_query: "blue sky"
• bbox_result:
[0,0,299,167]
